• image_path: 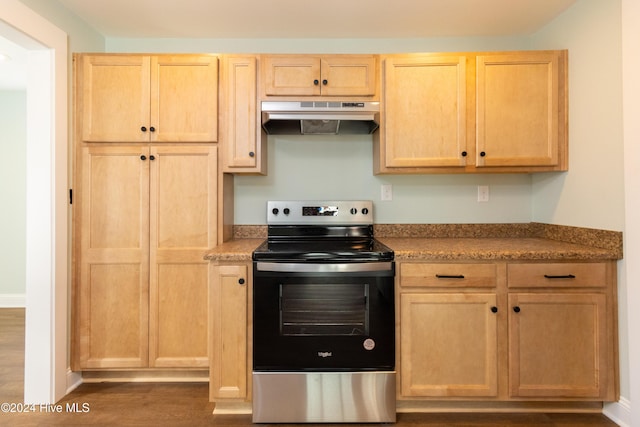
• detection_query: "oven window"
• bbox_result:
[280,284,369,336]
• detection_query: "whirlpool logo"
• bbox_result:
[317,351,333,358]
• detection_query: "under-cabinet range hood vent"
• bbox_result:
[261,101,380,135]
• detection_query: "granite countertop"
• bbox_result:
[203,223,623,262]
[204,238,263,262]
[378,237,617,261]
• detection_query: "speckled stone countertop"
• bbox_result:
[204,238,264,262]
[204,223,622,262]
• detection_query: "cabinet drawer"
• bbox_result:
[400,263,497,288]
[507,263,608,288]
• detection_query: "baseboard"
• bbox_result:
[396,400,604,413]
[66,369,83,394]
[81,369,209,383]
[0,293,26,307]
[212,401,252,415]
[603,397,631,427]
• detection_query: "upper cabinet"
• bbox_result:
[261,54,378,97]
[374,50,568,174]
[380,54,468,169]
[220,55,266,175]
[79,54,218,143]
[476,52,565,169]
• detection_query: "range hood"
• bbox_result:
[261,101,380,135]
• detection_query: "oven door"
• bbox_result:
[252,261,395,371]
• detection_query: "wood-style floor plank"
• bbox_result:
[0,308,619,426]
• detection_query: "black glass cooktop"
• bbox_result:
[252,238,394,262]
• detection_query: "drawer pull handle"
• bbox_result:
[436,274,465,279]
[544,274,576,279]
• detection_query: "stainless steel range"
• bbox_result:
[251,200,396,424]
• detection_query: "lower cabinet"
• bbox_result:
[398,260,617,402]
[209,263,250,401]
[400,293,498,397]
[508,292,608,398]
[74,145,217,369]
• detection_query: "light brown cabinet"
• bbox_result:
[209,263,250,401]
[261,54,378,97]
[398,260,617,402]
[75,145,217,369]
[400,292,499,397]
[79,54,218,143]
[379,54,468,169]
[476,52,566,168]
[220,55,266,174]
[399,262,499,398]
[506,262,615,399]
[375,50,568,174]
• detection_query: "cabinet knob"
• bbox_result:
[480,151,486,157]
[249,151,255,157]
[141,126,147,132]
[149,155,155,161]
[238,278,245,285]
[313,79,319,86]
[140,155,147,161]
[322,79,328,85]
[491,306,498,313]
[149,126,156,132]
[513,306,521,313]
[461,151,467,157]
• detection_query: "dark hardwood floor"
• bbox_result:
[0,308,619,426]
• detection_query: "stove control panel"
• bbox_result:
[267,200,373,224]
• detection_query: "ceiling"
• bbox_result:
[56,0,577,39]
[1,0,577,90]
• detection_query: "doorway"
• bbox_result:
[0,1,69,404]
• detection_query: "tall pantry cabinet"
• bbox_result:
[72,54,219,370]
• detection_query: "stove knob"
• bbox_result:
[283,208,290,215]
[362,207,369,215]
[350,208,357,215]
[272,208,279,215]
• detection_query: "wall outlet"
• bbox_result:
[477,185,489,202]
[381,184,393,201]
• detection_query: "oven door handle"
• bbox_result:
[256,262,394,273]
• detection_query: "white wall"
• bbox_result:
[531,0,624,231]
[530,3,631,423]
[0,90,27,304]
[621,0,640,425]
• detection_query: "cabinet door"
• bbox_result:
[210,264,249,400]
[148,146,218,368]
[508,293,608,398]
[151,55,218,142]
[382,55,467,168]
[320,55,377,96]
[81,55,151,142]
[476,51,563,168]
[400,293,498,397]
[221,56,266,173]
[262,56,321,96]
[78,146,150,368]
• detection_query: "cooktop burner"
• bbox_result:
[252,237,394,262]
[252,200,394,263]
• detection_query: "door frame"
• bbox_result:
[0,0,70,404]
